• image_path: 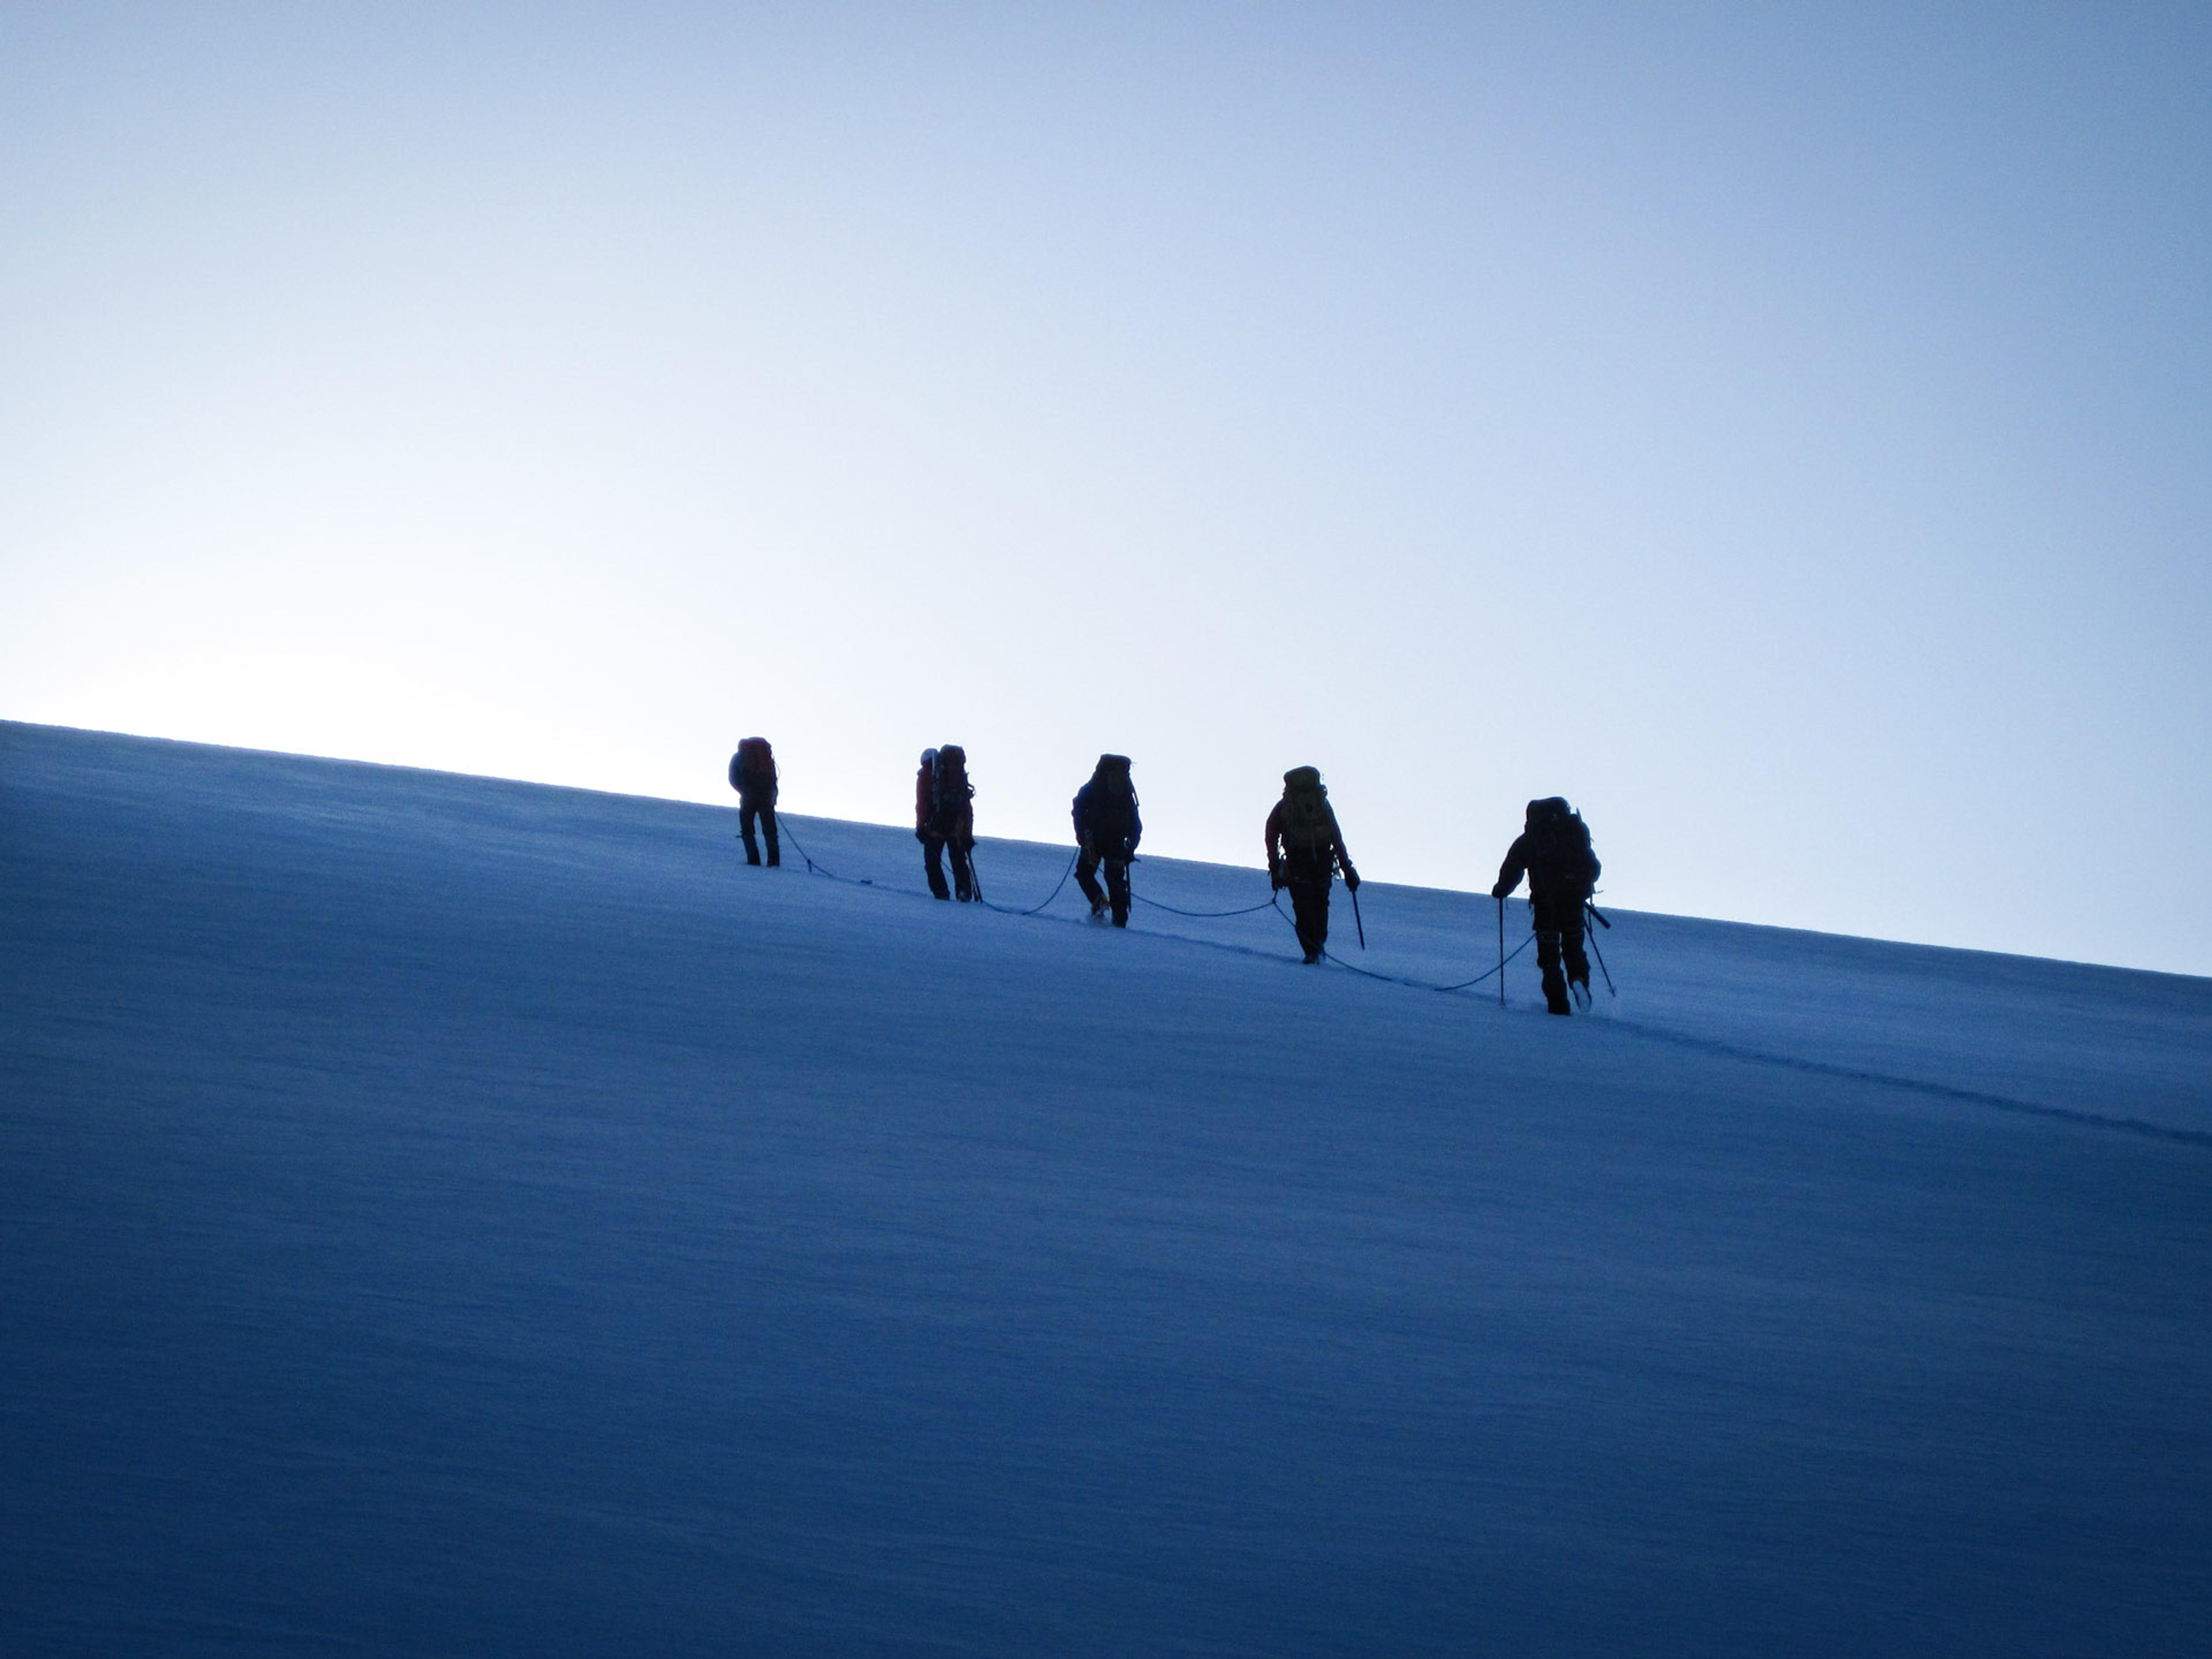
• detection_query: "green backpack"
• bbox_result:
[1280,767,1332,854]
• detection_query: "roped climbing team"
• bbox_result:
[728,736,1605,1015]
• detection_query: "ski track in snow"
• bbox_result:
[5,721,2210,1658]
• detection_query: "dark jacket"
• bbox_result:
[1494,797,1599,900]
[1071,757,1142,857]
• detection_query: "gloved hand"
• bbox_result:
[1343,867,1360,892]
[1269,866,1286,892]
[916,828,929,843]
[1491,881,1510,899]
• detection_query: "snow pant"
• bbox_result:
[923,836,974,902]
[1530,892,1591,1014]
[1282,850,1334,962]
[737,797,779,866]
[1074,849,1131,926]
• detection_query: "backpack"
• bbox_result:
[933,745,972,819]
[1081,755,1138,844]
[729,736,774,791]
[1279,766,1332,855]
[1525,798,1599,893]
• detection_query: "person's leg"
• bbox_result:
[738,805,762,865]
[1105,857,1130,927]
[1290,878,1330,962]
[1075,851,1107,915]
[1563,914,1590,992]
[1531,893,1571,1013]
[923,838,951,900]
[1535,931,1570,1013]
[950,842,975,902]
[762,801,780,867]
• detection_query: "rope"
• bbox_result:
[771,811,1549,1001]
[1427,935,1536,991]
[1319,931,1534,994]
[1131,890,1280,919]
[770,813,882,891]
[1270,892,1539,995]
[974,849,1081,918]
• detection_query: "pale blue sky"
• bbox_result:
[5,3,2207,972]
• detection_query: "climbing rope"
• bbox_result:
[1270,893,1540,995]
[1131,890,1280,919]
[768,815,1557,1002]
[1424,935,1536,992]
[770,813,882,891]
[972,848,1081,918]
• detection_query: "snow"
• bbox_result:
[4,719,2209,1656]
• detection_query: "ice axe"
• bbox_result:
[1349,876,1366,950]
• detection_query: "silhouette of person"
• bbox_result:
[1071,754,1142,926]
[1266,766,1358,964]
[916,745,976,902]
[1492,797,1601,1014]
[727,737,779,867]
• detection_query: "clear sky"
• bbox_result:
[5,3,2207,975]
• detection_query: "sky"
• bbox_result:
[3,2,2207,975]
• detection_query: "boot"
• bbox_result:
[1542,967,1572,1016]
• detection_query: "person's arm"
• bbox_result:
[1127,795,1142,854]
[915,768,932,839]
[1329,808,1358,889]
[1264,802,1286,887]
[1492,834,1531,898]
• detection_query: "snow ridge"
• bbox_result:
[5,720,2210,1658]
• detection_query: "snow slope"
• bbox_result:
[4,721,2209,1657]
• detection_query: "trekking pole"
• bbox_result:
[1347,872,1366,949]
[1585,903,1616,997]
[1497,895,1506,1008]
